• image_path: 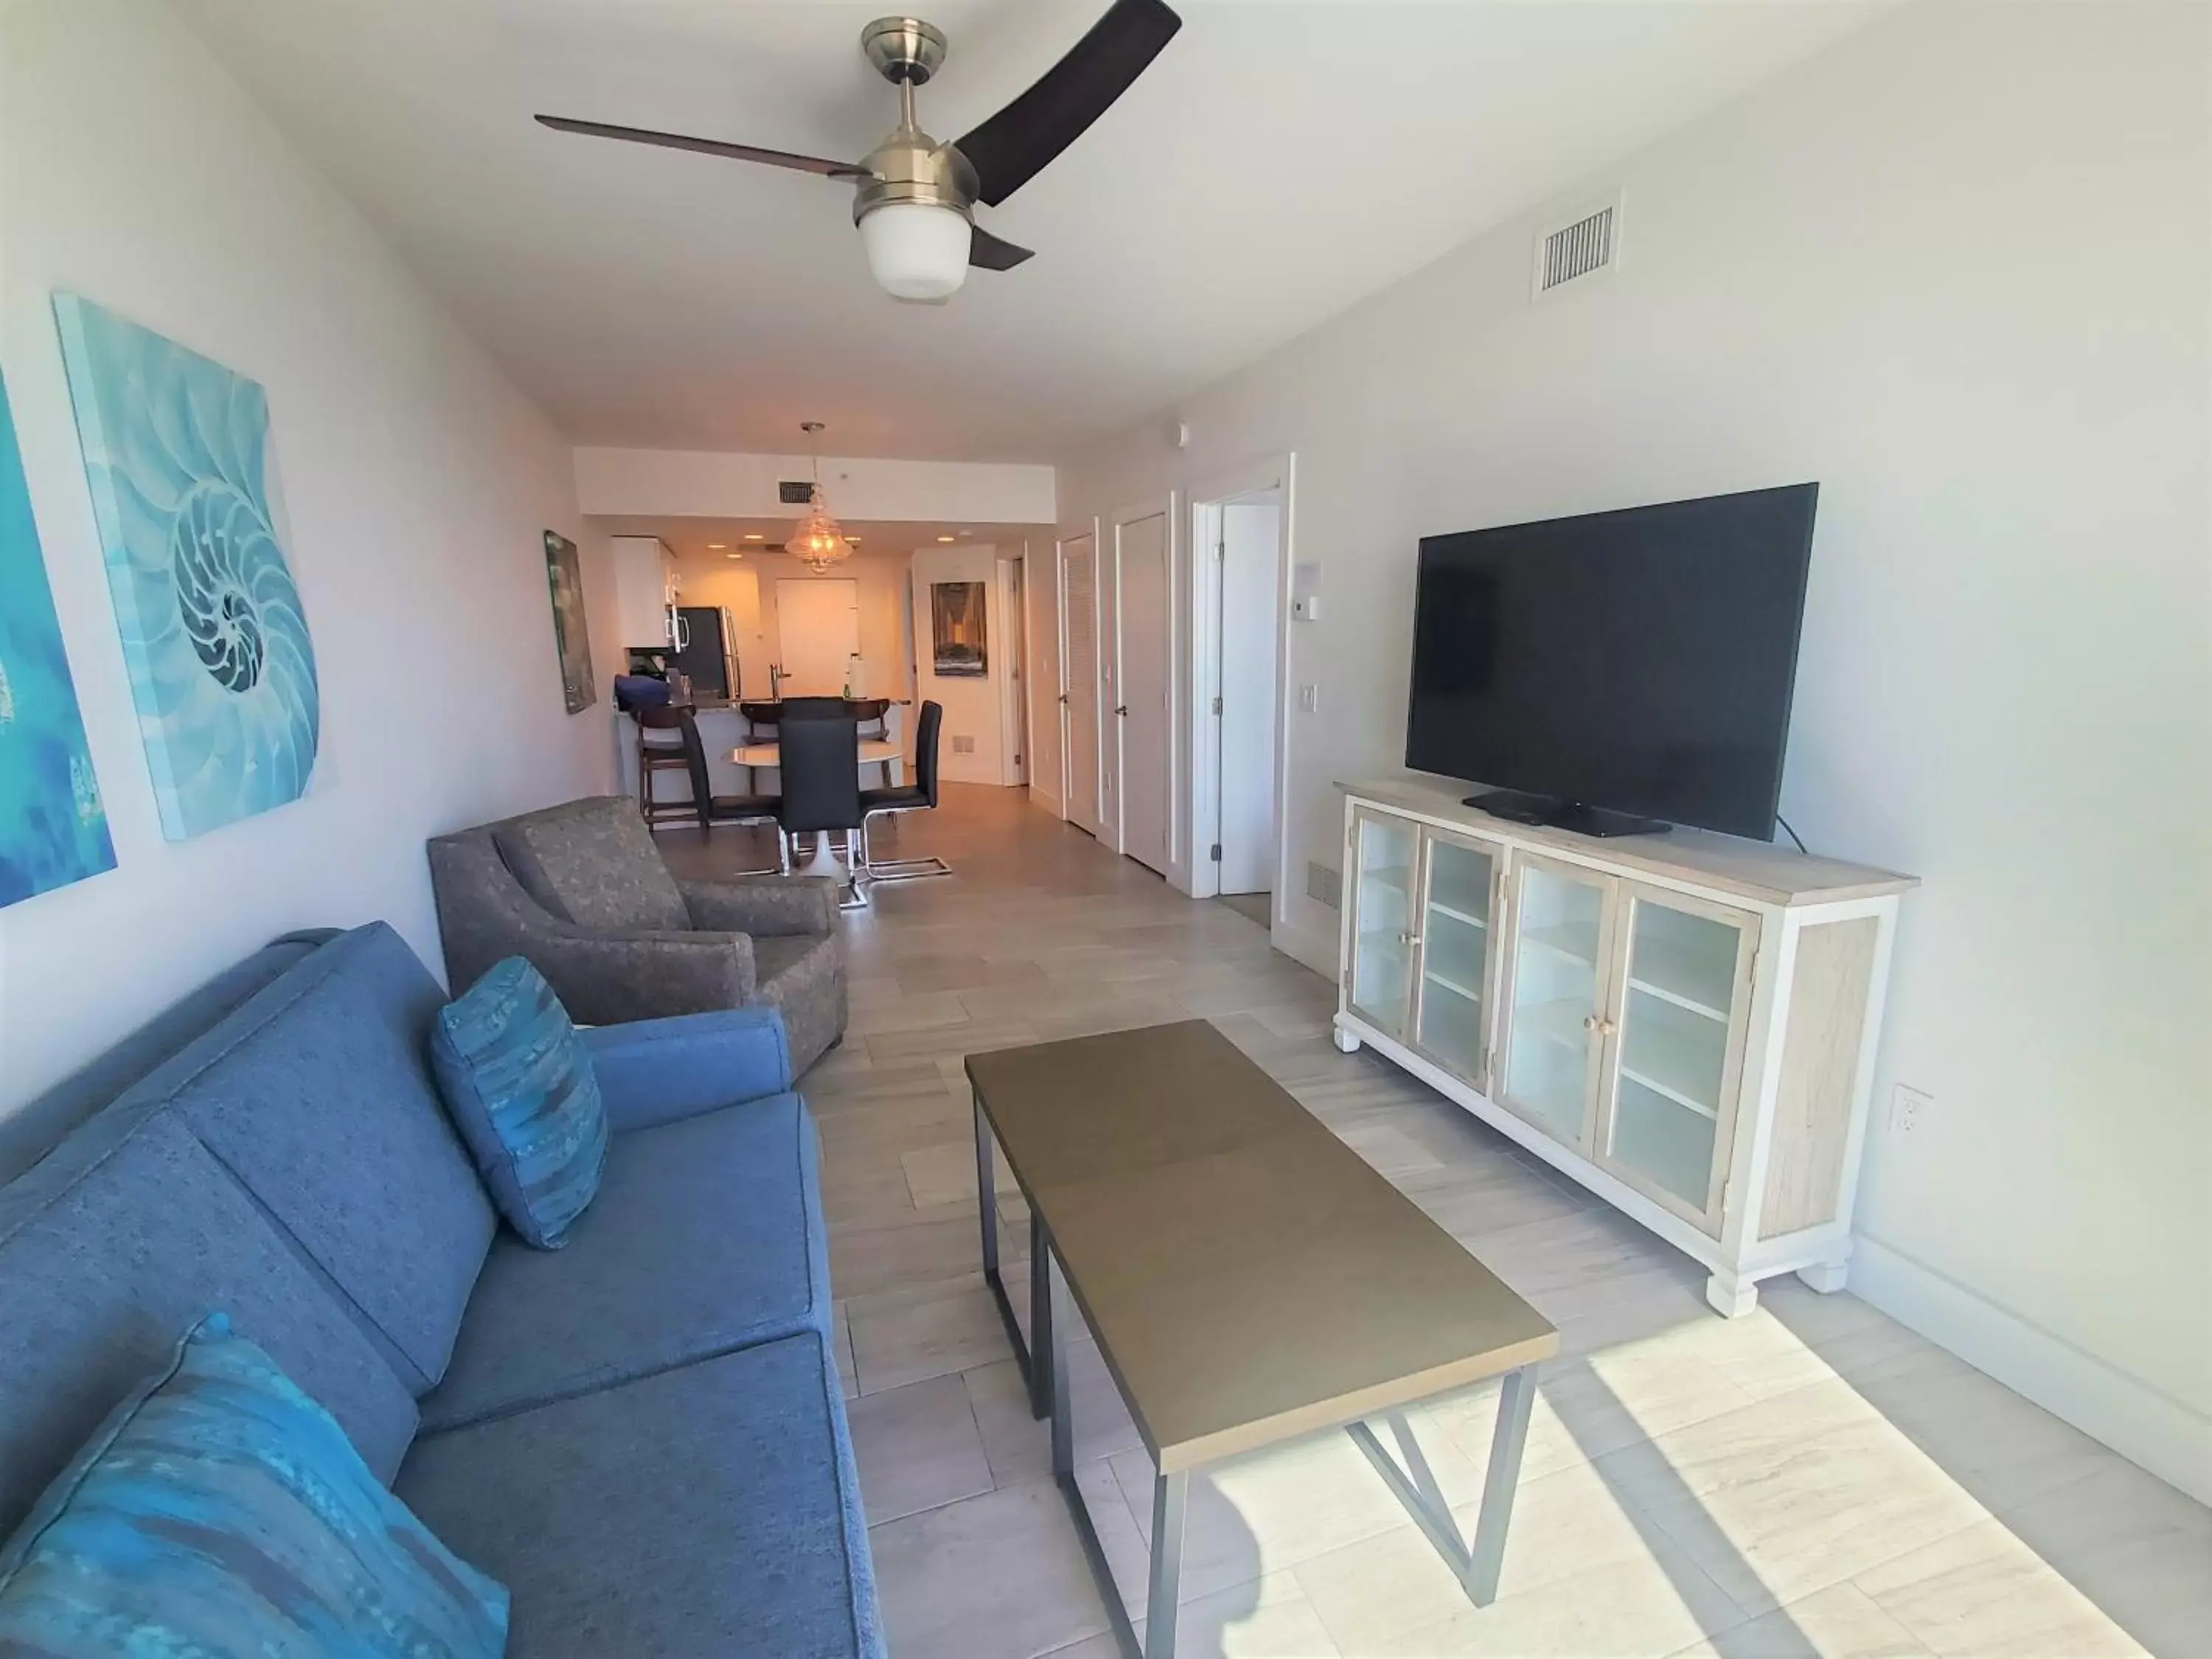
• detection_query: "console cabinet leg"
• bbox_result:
[1705,1268,1759,1318]
[1797,1254,1851,1295]
[1332,1022,1362,1054]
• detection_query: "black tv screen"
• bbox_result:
[1405,484,1817,841]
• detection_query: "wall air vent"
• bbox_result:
[1307,860,1342,910]
[1532,193,1622,300]
[950,734,976,755]
[778,480,815,504]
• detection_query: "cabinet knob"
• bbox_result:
[1397,931,1422,947]
[1583,1013,1618,1036]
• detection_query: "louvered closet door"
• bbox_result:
[1060,533,1100,836]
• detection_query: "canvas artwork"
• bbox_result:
[543,530,596,714]
[0,367,114,909]
[930,580,987,678]
[54,296,319,841]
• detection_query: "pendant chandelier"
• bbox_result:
[787,422,851,574]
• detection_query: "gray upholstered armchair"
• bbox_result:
[427,796,846,1074]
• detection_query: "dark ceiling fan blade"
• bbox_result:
[535,115,872,179]
[969,225,1037,271]
[955,0,1182,206]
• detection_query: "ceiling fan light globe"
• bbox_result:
[858,201,970,302]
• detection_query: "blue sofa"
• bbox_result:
[0,922,882,1658]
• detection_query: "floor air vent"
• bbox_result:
[1534,195,1621,299]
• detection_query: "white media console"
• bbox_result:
[1332,776,1917,1316]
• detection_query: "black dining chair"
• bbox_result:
[774,714,866,906]
[672,710,785,873]
[858,700,949,883]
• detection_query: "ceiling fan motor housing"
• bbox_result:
[861,18,948,85]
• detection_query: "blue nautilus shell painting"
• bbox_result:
[54,296,319,841]
[0,366,115,908]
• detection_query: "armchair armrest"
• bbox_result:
[680,876,838,938]
[512,927,757,1027]
[582,1006,796,1133]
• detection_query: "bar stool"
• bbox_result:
[633,703,695,827]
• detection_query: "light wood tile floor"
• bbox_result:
[661,788,2210,1659]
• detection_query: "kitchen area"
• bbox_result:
[605,530,917,809]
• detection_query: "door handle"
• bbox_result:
[1115,705,1129,716]
[1058,694,1069,705]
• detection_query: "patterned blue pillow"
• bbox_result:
[429,955,610,1248]
[0,1313,507,1657]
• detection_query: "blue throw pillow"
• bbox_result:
[0,1313,507,1657]
[430,954,610,1248]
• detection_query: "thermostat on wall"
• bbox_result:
[1291,594,1321,622]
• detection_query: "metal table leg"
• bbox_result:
[1046,1241,1152,1659]
[1347,1364,1537,1607]
[1144,1468,1188,1659]
[975,1102,1051,1413]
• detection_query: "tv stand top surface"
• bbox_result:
[1338,775,1918,908]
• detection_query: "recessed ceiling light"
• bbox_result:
[743,533,764,541]
[845,536,861,546]
[936,535,956,543]
[706,543,727,549]
[726,552,742,560]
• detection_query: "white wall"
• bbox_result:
[911,544,1020,786]
[0,0,617,1121]
[1059,2,2212,1498]
[575,447,1055,525]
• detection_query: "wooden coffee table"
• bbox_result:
[965,1020,1559,1659]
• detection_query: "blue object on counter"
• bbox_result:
[613,675,672,714]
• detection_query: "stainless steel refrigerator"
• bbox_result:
[672,606,741,701]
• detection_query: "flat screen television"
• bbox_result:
[1405,484,1817,841]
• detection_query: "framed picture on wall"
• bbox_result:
[53,294,321,843]
[930,580,987,678]
[0,364,114,908]
[543,530,597,714]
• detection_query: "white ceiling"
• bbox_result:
[179,0,1885,463]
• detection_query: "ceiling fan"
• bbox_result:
[536,0,1183,303]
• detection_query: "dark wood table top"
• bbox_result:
[966,1020,1558,1471]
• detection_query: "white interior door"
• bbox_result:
[1218,497,1281,894]
[776,578,860,694]
[1117,512,1171,874]
[1060,534,1100,835]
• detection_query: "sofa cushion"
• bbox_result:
[397,1334,880,1659]
[430,958,609,1250]
[0,1109,420,1537]
[418,1091,828,1433]
[492,798,690,932]
[136,923,495,1392]
[0,931,333,1187]
[0,1315,507,1658]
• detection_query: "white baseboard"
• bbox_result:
[1851,1235,2212,1507]
[1270,918,1337,980]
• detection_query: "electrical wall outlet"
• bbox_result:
[1891,1083,1933,1135]
[1298,684,1320,713]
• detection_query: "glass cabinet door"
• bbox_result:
[1599,888,1755,1225]
[1412,832,1498,1087]
[1346,812,1419,1037]
[1498,858,1614,1147]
